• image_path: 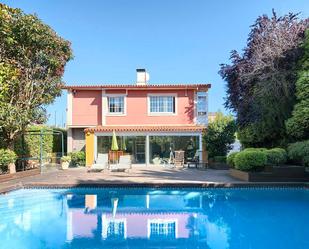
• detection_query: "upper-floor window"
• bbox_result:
[102,218,127,240]
[196,92,208,125]
[197,95,207,115]
[148,219,177,239]
[149,95,176,114]
[108,96,125,114]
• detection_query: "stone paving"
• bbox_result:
[1,166,306,193]
[0,167,239,191]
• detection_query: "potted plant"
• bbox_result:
[60,155,71,170]
[69,151,86,167]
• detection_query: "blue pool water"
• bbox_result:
[0,188,308,249]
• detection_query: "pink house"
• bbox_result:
[65,69,210,166]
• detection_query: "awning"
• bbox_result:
[85,125,206,133]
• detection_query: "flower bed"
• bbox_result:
[230,166,307,182]
[228,147,309,182]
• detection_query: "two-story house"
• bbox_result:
[65,69,210,166]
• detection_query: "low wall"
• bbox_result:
[0,168,40,183]
[230,166,308,182]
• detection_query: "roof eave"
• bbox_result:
[62,84,211,90]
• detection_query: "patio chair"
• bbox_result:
[88,153,109,172]
[174,150,185,167]
[109,155,132,172]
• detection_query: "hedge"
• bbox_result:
[243,148,267,152]
[265,148,287,166]
[227,152,239,168]
[0,149,17,173]
[234,150,267,171]
[287,140,309,167]
[13,125,67,160]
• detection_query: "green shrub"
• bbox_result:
[234,150,267,171]
[213,156,226,163]
[0,149,17,172]
[287,140,309,167]
[69,151,86,166]
[243,148,267,152]
[265,148,287,166]
[61,155,71,163]
[204,112,236,158]
[227,152,239,168]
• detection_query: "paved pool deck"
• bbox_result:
[0,167,307,193]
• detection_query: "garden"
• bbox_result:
[205,11,309,182]
[228,141,308,181]
[0,3,73,179]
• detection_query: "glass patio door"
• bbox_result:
[134,137,146,164]
[97,135,146,164]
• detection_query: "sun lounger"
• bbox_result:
[109,155,132,172]
[88,153,109,172]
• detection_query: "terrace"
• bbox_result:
[1,167,307,194]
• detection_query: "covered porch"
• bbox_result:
[85,125,207,167]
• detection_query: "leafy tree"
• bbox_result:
[204,112,236,158]
[0,4,73,149]
[219,10,308,147]
[285,29,309,140]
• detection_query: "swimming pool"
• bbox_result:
[0,187,308,249]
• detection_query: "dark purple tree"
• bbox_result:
[219,10,309,147]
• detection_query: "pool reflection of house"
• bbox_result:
[66,192,209,243]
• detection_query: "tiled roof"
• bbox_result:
[63,83,211,90]
[85,125,206,133]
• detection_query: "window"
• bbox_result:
[149,136,199,164]
[108,96,125,114]
[102,219,126,239]
[197,92,207,124]
[197,95,207,115]
[149,96,175,114]
[148,220,177,239]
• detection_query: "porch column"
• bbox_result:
[199,133,203,162]
[85,131,95,167]
[146,135,150,166]
[67,128,73,153]
[102,90,107,126]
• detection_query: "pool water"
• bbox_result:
[0,188,308,249]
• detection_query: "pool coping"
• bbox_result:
[1,181,308,194]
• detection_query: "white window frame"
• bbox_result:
[102,216,127,239]
[147,93,177,116]
[147,219,178,239]
[196,91,208,125]
[106,94,127,116]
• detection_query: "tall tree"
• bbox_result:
[219,10,308,147]
[285,29,309,140]
[0,4,73,149]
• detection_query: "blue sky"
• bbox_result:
[2,0,309,127]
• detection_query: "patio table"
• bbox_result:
[187,161,208,169]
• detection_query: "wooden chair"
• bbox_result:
[174,150,185,167]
